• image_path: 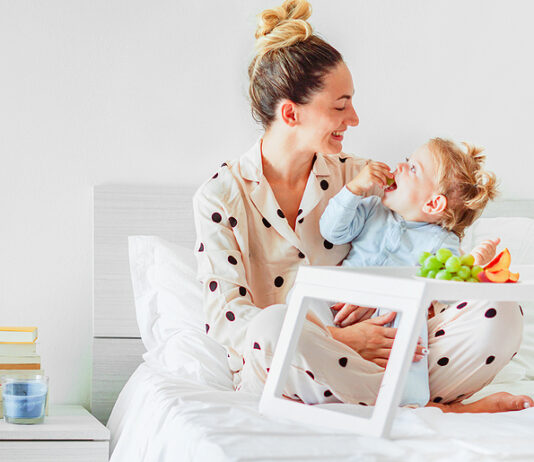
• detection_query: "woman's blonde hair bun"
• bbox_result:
[248,0,342,128]
[255,0,313,58]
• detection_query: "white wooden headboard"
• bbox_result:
[90,184,534,424]
[91,184,198,424]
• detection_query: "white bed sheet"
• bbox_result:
[108,362,534,462]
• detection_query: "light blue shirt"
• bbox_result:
[320,186,461,266]
[320,187,461,407]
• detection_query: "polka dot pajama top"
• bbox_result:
[193,140,365,368]
[193,140,524,405]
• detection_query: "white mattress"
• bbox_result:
[108,362,534,462]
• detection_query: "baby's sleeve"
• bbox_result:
[319,186,380,245]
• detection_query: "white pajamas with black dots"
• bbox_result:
[193,140,524,406]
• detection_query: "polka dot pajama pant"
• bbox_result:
[236,300,524,406]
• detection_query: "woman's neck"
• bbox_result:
[261,130,314,185]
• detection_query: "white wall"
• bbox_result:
[1,0,533,408]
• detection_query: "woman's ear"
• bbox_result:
[422,194,447,216]
[279,100,298,127]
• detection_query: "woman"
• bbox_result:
[193,0,532,412]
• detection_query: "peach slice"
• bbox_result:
[507,272,520,283]
[484,248,511,272]
[478,269,510,283]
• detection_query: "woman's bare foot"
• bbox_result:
[427,392,534,413]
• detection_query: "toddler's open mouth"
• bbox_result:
[385,178,397,192]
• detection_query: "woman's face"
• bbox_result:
[296,62,359,154]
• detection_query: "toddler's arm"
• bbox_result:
[320,161,392,245]
[319,188,380,245]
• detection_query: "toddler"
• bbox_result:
[319,137,499,406]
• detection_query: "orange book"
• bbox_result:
[0,363,40,370]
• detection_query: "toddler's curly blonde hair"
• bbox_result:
[429,138,498,239]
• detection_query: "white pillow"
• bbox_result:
[463,217,534,380]
[128,236,232,387]
[128,236,203,350]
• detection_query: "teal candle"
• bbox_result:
[2,377,48,424]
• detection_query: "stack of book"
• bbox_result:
[0,327,42,418]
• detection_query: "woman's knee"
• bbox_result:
[428,300,524,402]
[245,304,287,356]
[430,300,523,350]
[461,301,523,353]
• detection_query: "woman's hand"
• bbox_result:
[346,161,393,196]
[471,237,501,266]
[331,303,376,327]
[328,311,425,368]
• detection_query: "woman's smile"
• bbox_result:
[331,130,345,142]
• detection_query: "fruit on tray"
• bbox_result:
[417,247,520,283]
[484,248,511,273]
[476,248,519,283]
[478,270,510,283]
[418,249,480,282]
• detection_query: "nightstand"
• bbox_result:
[0,404,110,462]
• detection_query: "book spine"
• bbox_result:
[0,369,44,377]
[0,363,41,370]
[0,355,41,364]
[0,344,37,355]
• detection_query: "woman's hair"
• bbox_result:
[249,0,343,128]
[429,137,499,239]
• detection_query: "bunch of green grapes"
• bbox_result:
[417,249,483,282]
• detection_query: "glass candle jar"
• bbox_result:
[1,375,48,424]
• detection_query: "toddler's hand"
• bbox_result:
[471,238,501,266]
[346,161,393,196]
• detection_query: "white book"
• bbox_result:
[0,355,40,364]
[0,342,37,355]
[0,327,38,344]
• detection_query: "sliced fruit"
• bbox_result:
[507,272,520,283]
[478,269,510,283]
[484,248,511,272]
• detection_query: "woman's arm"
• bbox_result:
[193,182,261,357]
[327,313,426,368]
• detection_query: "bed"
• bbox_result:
[92,184,534,461]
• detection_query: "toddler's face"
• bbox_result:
[382,144,440,222]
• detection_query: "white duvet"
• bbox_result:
[108,361,534,462]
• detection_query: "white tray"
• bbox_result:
[259,265,534,439]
